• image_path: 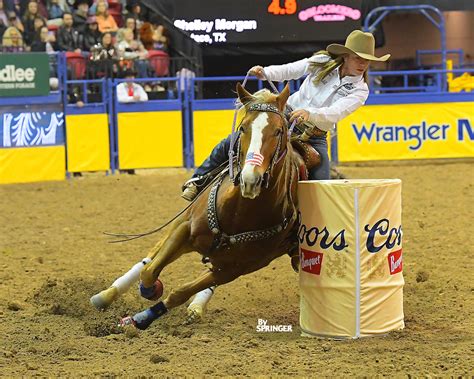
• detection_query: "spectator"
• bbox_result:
[117,68,148,103]
[0,0,8,31]
[47,0,64,20]
[126,0,144,29]
[31,24,56,52]
[2,25,24,52]
[123,15,136,38]
[138,21,152,50]
[0,19,6,39]
[96,31,116,58]
[73,0,89,33]
[117,27,147,60]
[19,0,48,19]
[150,14,168,52]
[30,15,46,37]
[96,0,117,33]
[117,27,148,77]
[57,11,82,52]
[82,15,100,51]
[6,11,24,33]
[22,1,46,45]
[89,32,118,77]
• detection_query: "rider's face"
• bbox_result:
[343,54,370,76]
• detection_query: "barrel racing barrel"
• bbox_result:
[298,179,404,338]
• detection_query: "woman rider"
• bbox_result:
[182,30,390,201]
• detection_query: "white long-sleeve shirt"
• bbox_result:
[116,82,149,103]
[264,55,369,131]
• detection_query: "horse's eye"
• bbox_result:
[274,129,282,136]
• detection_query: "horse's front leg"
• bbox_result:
[90,218,187,310]
[138,220,192,300]
[122,268,240,330]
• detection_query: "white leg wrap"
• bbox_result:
[188,286,216,310]
[112,257,151,295]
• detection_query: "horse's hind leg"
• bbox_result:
[123,269,239,330]
[186,286,216,324]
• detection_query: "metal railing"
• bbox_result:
[368,68,474,94]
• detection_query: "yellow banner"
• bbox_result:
[0,146,65,184]
[298,179,404,338]
[66,114,110,173]
[193,109,331,166]
[193,110,235,166]
[338,102,474,161]
[118,111,183,169]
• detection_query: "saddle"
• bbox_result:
[291,140,321,180]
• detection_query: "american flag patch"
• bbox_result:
[245,152,264,166]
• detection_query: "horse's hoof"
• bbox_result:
[139,279,164,301]
[119,316,137,328]
[90,287,119,310]
[184,307,203,325]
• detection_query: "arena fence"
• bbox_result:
[0,52,473,184]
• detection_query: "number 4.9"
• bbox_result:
[267,0,297,15]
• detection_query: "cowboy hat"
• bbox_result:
[327,30,390,62]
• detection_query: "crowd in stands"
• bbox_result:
[0,0,170,79]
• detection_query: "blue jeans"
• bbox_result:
[193,134,330,180]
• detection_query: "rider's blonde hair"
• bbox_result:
[309,50,369,84]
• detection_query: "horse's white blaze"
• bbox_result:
[242,112,268,172]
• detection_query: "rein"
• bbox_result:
[105,71,298,244]
[228,70,296,184]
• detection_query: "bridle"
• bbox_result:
[228,71,297,185]
[232,102,292,188]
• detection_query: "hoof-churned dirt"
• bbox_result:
[0,162,473,376]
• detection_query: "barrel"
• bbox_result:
[298,179,404,338]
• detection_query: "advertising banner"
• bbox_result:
[0,105,65,184]
[0,53,50,97]
[337,102,474,161]
[298,179,404,338]
[1,109,64,148]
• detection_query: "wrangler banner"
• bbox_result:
[337,102,474,161]
[0,53,50,97]
[298,179,404,339]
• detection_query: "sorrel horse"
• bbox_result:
[90,83,300,330]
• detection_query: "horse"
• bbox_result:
[90,83,301,330]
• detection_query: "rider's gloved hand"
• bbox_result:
[249,65,265,79]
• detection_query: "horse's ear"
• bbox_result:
[236,82,254,105]
[276,84,290,111]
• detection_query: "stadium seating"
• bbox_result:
[148,50,170,77]
[65,52,87,79]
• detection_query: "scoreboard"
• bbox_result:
[173,0,362,45]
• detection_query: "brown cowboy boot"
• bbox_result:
[181,180,199,201]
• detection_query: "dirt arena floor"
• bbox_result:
[0,161,473,377]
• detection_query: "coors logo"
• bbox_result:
[388,249,403,275]
[300,248,323,275]
[365,218,402,253]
